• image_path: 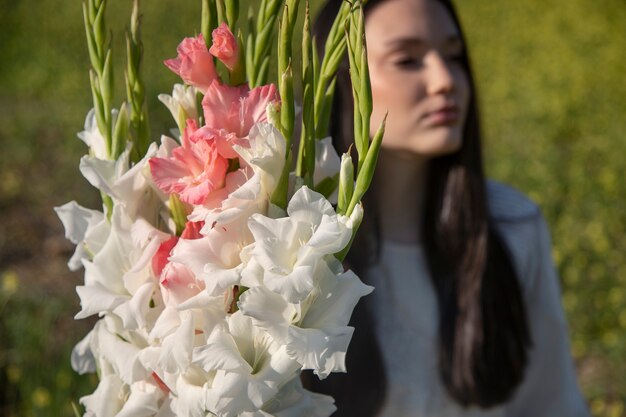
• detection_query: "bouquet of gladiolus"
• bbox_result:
[56,0,385,415]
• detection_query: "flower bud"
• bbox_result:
[338,153,354,215]
[209,22,239,71]
[164,34,217,93]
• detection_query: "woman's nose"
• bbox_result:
[424,52,455,95]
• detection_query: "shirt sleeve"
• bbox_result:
[504,214,590,417]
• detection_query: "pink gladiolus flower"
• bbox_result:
[151,221,204,277]
[164,34,217,93]
[180,220,204,239]
[152,236,178,277]
[149,120,229,205]
[201,81,280,158]
[153,221,205,308]
[209,23,239,71]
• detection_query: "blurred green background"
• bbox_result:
[0,0,624,416]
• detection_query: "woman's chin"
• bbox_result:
[382,132,463,158]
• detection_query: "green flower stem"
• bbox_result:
[359,44,372,144]
[346,30,365,171]
[83,0,120,219]
[245,8,255,83]
[71,401,82,417]
[315,77,336,142]
[88,69,105,135]
[296,1,315,187]
[201,0,218,47]
[315,174,339,199]
[225,0,239,29]
[246,0,282,87]
[278,2,296,147]
[111,102,129,159]
[277,3,291,85]
[126,0,150,162]
[101,52,114,155]
[352,4,372,154]
[313,0,352,139]
[169,194,189,236]
[83,0,114,159]
[347,113,386,216]
[346,3,371,173]
[216,0,226,28]
[286,0,300,33]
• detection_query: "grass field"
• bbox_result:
[0,0,624,416]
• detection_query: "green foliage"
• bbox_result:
[0,0,624,416]
[0,270,97,417]
[456,0,626,414]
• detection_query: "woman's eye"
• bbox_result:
[394,57,421,68]
[447,53,464,63]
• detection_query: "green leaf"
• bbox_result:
[226,0,239,28]
[93,0,106,58]
[101,50,113,113]
[71,401,82,417]
[111,102,129,159]
[83,5,99,73]
[169,194,189,236]
[315,173,340,200]
[202,0,217,47]
[348,113,386,215]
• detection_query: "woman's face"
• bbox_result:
[366,0,470,157]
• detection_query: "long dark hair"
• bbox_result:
[305,0,532,415]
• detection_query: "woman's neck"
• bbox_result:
[372,148,428,245]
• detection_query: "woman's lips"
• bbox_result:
[422,105,460,126]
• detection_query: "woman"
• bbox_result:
[306,0,591,416]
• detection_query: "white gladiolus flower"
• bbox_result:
[190,169,267,231]
[313,137,342,203]
[172,216,253,297]
[54,201,108,270]
[93,320,148,386]
[170,367,214,417]
[71,329,96,375]
[261,376,336,417]
[177,124,289,300]
[78,108,109,160]
[233,123,287,194]
[81,373,126,417]
[64,133,370,416]
[155,134,182,160]
[190,122,286,235]
[115,380,164,417]
[158,84,199,133]
[243,186,354,303]
[240,412,274,417]
[157,310,195,374]
[239,261,373,379]
[63,27,375,415]
[80,142,167,223]
[74,206,165,331]
[79,319,156,417]
[200,312,300,416]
